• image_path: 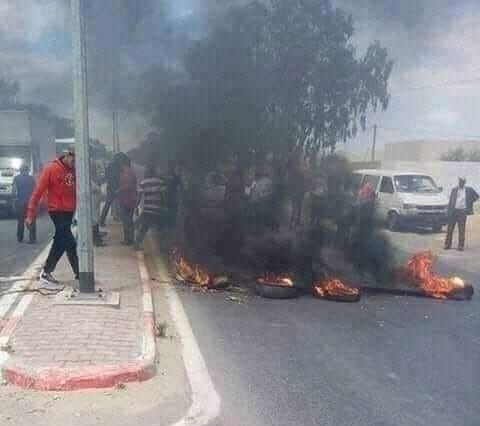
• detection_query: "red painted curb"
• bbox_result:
[4,361,152,391]
[1,248,157,391]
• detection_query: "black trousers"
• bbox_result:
[445,209,467,249]
[100,189,116,226]
[44,212,79,276]
[17,203,36,242]
[120,207,135,243]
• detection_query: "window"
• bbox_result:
[394,175,440,193]
[380,177,394,194]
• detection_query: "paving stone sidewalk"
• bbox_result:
[8,224,143,369]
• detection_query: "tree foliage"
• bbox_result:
[441,147,480,162]
[144,0,393,173]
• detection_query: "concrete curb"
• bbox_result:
[0,249,157,391]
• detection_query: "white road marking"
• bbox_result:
[143,293,154,313]
[0,242,51,374]
[0,276,32,282]
[156,257,221,426]
[0,243,51,322]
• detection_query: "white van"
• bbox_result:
[353,169,449,232]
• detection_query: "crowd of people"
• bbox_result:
[14,147,181,286]
[10,146,478,286]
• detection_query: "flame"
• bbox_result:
[402,251,465,299]
[313,279,359,297]
[175,256,211,287]
[257,274,294,287]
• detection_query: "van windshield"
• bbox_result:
[394,175,440,193]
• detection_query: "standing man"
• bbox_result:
[91,158,105,246]
[99,153,125,226]
[134,162,168,250]
[118,156,137,245]
[13,163,36,243]
[26,148,79,285]
[444,177,479,251]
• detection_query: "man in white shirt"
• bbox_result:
[445,177,479,251]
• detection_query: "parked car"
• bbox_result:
[353,169,449,232]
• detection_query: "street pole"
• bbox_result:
[371,124,377,162]
[72,0,95,293]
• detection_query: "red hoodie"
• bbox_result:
[27,158,76,220]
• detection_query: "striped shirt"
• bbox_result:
[139,177,168,216]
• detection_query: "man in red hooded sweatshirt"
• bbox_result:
[26,148,79,285]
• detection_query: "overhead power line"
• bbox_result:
[391,77,480,95]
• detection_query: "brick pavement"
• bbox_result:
[7,224,144,370]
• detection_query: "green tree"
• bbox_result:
[263,0,393,157]
[146,0,393,172]
[441,147,467,162]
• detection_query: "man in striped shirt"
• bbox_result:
[135,163,168,250]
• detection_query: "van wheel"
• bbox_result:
[387,212,400,231]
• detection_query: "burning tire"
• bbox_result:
[210,276,231,290]
[313,279,361,303]
[316,292,361,303]
[255,275,298,299]
[398,252,473,300]
[445,284,474,301]
[255,282,299,299]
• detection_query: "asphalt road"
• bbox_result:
[0,215,52,279]
[178,253,480,426]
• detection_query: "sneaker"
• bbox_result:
[39,271,60,286]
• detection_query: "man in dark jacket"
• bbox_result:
[444,177,479,251]
[13,163,36,243]
[99,153,127,226]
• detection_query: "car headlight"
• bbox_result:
[403,203,416,209]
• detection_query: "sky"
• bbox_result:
[1,0,480,153]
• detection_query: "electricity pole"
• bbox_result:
[111,10,120,154]
[371,124,377,162]
[72,0,95,293]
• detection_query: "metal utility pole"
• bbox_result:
[72,0,95,293]
[371,124,377,162]
[110,11,121,155]
[112,109,120,153]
